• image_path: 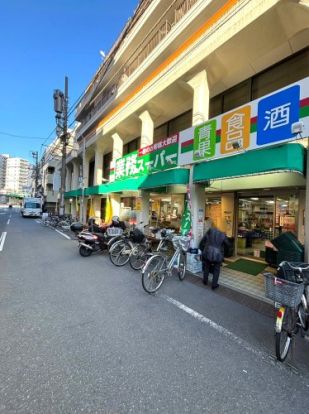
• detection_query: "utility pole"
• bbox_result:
[53,76,69,216]
[32,151,39,196]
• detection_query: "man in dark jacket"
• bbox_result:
[198,226,229,290]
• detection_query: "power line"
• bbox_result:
[0,131,48,140]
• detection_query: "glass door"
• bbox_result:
[237,196,275,259]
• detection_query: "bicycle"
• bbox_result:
[108,224,147,267]
[109,226,172,269]
[264,261,309,362]
[129,227,174,270]
[141,234,190,294]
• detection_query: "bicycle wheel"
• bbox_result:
[109,240,131,266]
[298,295,309,332]
[275,307,294,362]
[129,244,149,270]
[142,255,166,294]
[177,252,186,281]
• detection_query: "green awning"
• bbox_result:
[193,144,305,183]
[64,189,82,198]
[139,168,189,190]
[104,176,145,193]
[68,170,189,196]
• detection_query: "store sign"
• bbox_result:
[114,134,179,180]
[179,77,309,165]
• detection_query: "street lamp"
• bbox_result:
[69,198,73,215]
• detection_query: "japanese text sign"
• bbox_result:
[115,134,179,180]
[179,77,309,165]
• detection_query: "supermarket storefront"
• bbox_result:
[194,144,306,260]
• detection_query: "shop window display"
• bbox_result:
[150,194,184,231]
[237,197,274,258]
[237,194,299,259]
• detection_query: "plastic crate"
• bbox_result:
[271,232,303,253]
[264,273,304,307]
[277,249,304,264]
[265,247,278,267]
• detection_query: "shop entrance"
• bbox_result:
[150,193,185,231]
[204,190,300,261]
[236,192,299,260]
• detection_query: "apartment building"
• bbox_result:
[4,157,32,195]
[0,154,8,191]
[65,0,309,273]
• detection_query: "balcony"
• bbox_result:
[46,190,58,203]
[46,174,54,185]
[76,0,199,125]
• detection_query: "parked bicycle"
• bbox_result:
[109,226,173,269]
[128,227,174,270]
[264,261,309,362]
[141,234,190,294]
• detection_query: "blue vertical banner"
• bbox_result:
[257,85,300,145]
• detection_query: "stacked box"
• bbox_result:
[186,253,202,274]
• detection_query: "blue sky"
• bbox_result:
[0,0,139,163]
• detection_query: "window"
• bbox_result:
[209,48,309,117]
[168,110,192,135]
[123,137,140,155]
[103,152,113,180]
[154,123,168,143]
[88,160,95,187]
[252,48,309,99]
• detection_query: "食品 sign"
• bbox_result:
[179,77,309,165]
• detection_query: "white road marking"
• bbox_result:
[163,295,307,378]
[163,295,284,362]
[55,229,71,240]
[0,232,7,251]
[7,219,10,224]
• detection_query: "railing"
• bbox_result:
[77,0,199,125]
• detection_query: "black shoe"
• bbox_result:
[211,284,219,290]
[203,280,208,286]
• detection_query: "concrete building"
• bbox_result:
[41,132,75,213]
[4,157,32,196]
[0,154,8,191]
[65,0,309,286]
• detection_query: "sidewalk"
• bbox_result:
[187,267,274,318]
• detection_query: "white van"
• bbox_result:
[21,197,42,218]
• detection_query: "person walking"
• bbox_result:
[198,226,229,290]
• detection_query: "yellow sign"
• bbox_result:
[221,106,251,154]
[135,197,142,212]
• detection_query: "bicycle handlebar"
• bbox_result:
[279,261,309,272]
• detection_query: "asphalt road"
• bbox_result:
[1,207,309,414]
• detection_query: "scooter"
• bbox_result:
[76,227,124,257]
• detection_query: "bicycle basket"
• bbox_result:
[130,228,145,243]
[106,227,123,237]
[264,272,304,307]
[172,236,190,252]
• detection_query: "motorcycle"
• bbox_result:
[71,220,125,257]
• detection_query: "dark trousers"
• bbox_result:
[202,259,221,287]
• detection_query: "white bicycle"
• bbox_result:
[141,234,190,294]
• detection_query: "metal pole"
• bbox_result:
[59,76,68,216]
[81,137,86,223]
[304,139,309,262]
